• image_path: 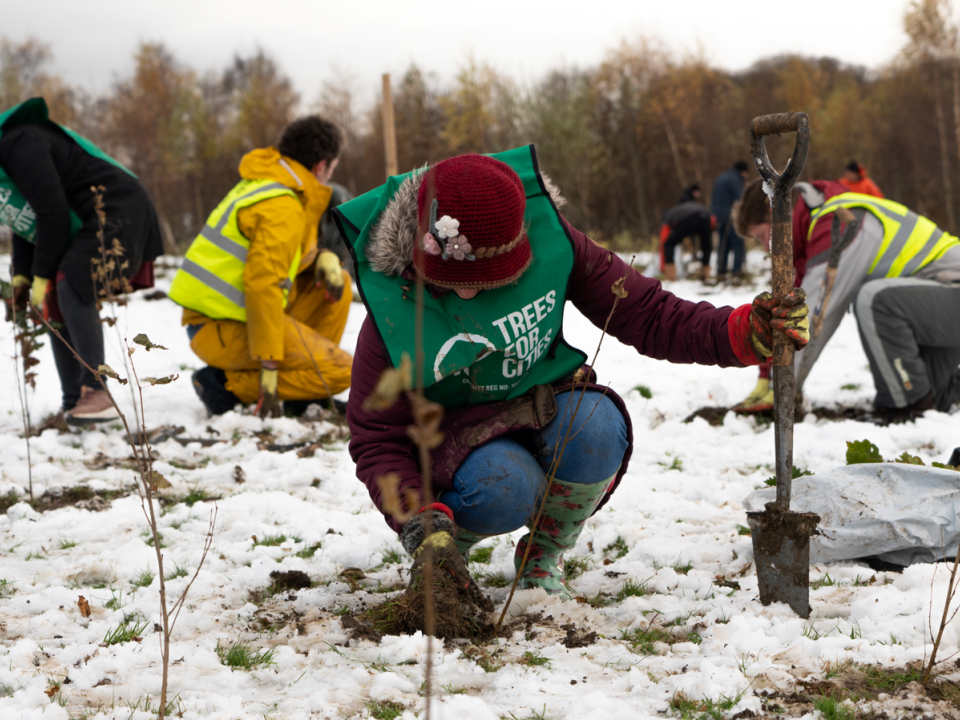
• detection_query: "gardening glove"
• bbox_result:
[314,249,344,303]
[748,289,809,359]
[257,367,282,419]
[5,275,30,321]
[30,276,51,317]
[402,505,472,588]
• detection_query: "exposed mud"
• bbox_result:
[760,664,960,718]
[268,570,312,593]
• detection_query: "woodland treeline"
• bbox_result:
[2,0,959,251]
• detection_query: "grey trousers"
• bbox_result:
[50,279,105,409]
[853,278,960,411]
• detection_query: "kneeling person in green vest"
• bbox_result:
[0,97,163,426]
[734,178,960,420]
[341,150,810,601]
[169,116,354,418]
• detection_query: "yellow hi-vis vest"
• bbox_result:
[168,179,299,322]
[809,193,960,278]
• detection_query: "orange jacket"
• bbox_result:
[838,174,884,199]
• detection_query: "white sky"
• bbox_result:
[6,0,958,105]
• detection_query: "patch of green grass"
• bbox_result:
[736,524,752,536]
[564,555,589,582]
[131,569,154,589]
[477,569,510,588]
[295,542,322,559]
[141,529,166,548]
[764,465,814,486]
[620,622,701,655]
[469,546,494,564]
[519,649,551,668]
[104,589,127,611]
[810,572,836,590]
[174,488,221,506]
[0,491,21,515]
[502,706,548,720]
[603,536,629,559]
[616,577,650,601]
[366,700,405,720]
[858,664,923,691]
[25,550,45,560]
[254,533,297,548]
[668,457,683,471]
[813,694,856,720]
[442,682,466,695]
[215,638,277,670]
[164,562,189,581]
[672,560,693,575]
[841,383,861,391]
[669,690,746,720]
[57,538,78,550]
[380,544,404,565]
[632,384,653,399]
[332,604,350,616]
[0,579,14,598]
[103,616,149,646]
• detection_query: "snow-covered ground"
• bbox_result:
[1,251,958,720]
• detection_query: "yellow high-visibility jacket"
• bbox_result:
[169,148,331,361]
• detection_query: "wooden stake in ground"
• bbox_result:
[382,73,398,180]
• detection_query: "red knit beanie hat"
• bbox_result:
[415,154,531,290]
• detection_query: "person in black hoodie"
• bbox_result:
[658,184,714,281]
[0,98,163,425]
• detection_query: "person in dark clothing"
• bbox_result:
[659,184,713,281]
[337,149,810,601]
[711,161,749,277]
[0,98,163,425]
[318,182,355,282]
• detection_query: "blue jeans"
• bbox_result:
[716,220,745,274]
[438,391,628,534]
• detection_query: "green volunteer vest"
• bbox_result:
[809,193,960,278]
[168,178,299,322]
[0,97,136,243]
[336,145,587,409]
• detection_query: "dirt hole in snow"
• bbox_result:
[268,570,312,593]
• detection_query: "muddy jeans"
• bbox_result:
[49,279,105,410]
[438,391,629,535]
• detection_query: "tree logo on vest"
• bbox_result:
[434,334,497,382]
[432,290,558,391]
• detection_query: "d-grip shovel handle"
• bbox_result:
[750,112,810,510]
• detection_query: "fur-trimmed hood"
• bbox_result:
[366,167,567,277]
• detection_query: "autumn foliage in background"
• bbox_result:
[1,0,959,251]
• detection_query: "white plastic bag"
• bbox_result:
[743,463,960,566]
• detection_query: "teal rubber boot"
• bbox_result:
[514,476,612,600]
[454,525,492,561]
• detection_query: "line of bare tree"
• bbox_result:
[2,0,959,251]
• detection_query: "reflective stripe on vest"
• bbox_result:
[809,193,960,279]
[168,180,298,322]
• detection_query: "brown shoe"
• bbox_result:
[65,388,120,426]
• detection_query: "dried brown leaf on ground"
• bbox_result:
[77,595,91,618]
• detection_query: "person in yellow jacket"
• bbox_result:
[169,116,353,417]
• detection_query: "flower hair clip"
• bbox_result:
[428,199,475,261]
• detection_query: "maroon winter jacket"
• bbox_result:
[347,217,760,533]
